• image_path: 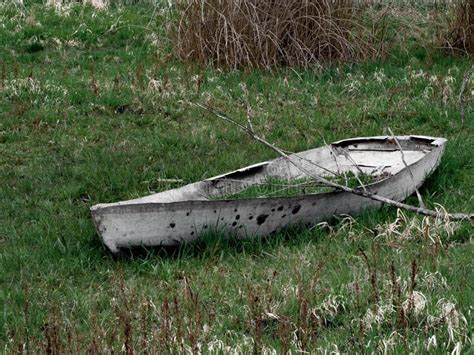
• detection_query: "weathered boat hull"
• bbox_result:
[91,136,447,254]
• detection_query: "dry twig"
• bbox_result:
[387,127,425,209]
[331,146,369,194]
[196,103,473,224]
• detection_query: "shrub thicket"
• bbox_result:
[174,0,383,69]
[446,0,474,54]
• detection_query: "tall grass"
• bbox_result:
[5,213,470,353]
[174,0,386,70]
[1,1,472,353]
[445,0,474,54]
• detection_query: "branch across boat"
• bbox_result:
[195,102,473,225]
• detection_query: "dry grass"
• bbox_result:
[445,0,474,55]
[174,0,385,70]
[1,3,472,352]
[6,211,469,353]
[45,0,109,9]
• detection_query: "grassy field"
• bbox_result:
[1,2,473,353]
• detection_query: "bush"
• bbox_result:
[174,0,383,70]
[446,0,474,55]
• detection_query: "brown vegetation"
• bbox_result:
[174,0,384,70]
[446,0,474,55]
[7,212,467,353]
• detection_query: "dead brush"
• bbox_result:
[445,0,474,55]
[174,0,384,70]
[359,243,380,305]
[375,208,459,257]
[43,307,62,355]
[110,270,136,355]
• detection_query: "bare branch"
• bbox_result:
[196,103,473,225]
[196,103,339,177]
[154,178,184,183]
[331,145,369,194]
[387,127,425,209]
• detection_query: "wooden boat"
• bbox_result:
[91,135,447,254]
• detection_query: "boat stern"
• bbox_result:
[90,204,121,254]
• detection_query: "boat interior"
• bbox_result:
[94,135,444,207]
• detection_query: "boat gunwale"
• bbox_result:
[91,135,447,216]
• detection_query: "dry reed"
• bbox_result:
[446,0,474,54]
[174,0,384,69]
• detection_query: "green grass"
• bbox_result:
[209,173,379,200]
[0,2,473,353]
